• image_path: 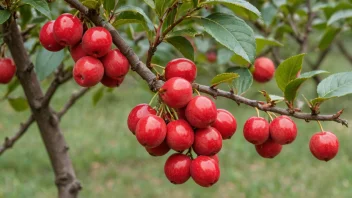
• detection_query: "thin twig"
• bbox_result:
[57,88,90,119]
[337,40,352,64]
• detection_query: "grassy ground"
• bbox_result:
[0,50,352,198]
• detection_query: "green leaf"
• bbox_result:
[327,9,352,25]
[162,6,178,32]
[80,0,102,10]
[155,0,174,17]
[275,54,305,92]
[269,95,284,102]
[93,87,105,106]
[8,97,29,112]
[261,2,277,25]
[35,47,65,81]
[0,10,11,24]
[165,36,194,61]
[217,48,233,65]
[143,0,156,9]
[318,27,340,50]
[22,0,51,19]
[284,70,328,102]
[255,36,283,54]
[197,13,256,63]
[199,0,261,18]
[310,97,331,106]
[317,72,352,99]
[226,67,252,95]
[167,28,200,38]
[211,73,239,87]
[4,78,20,98]
[103,0,116,13]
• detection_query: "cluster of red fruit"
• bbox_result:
[127,58,238,187]
[39,13,129,88]
[0,58,16,84]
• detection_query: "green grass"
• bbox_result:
[0,50,352,198]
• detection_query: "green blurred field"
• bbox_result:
[0,50,352,198]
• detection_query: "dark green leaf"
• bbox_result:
[80,0,102,10]
[167,28,200,38]
[155,0,174,17]
[4,78,20,98]
[261,2,277,25]
[275,54,305,92]
[226,67,252,95]
[317,72,352,99]
[22,0,51,19]
[103,0,116,13]
[165,36,194,61]
[0,10,11,24]
[93,87,105,106]
[19,5,33,28]
[162,6,178,32]
[318,27,340,50]
[143,0,156,9]
[327,9,352,25]
[256,36,283,54]
[199,0,261,18]
[35,47,65,80]
[211,72,239,87]
[8,97,29,112]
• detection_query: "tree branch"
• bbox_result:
[300,0,315,53]
[337,40,352,65]
[57,88,90,119]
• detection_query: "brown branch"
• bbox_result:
[300,0,315,53]
[337,40,352,64]
[57,88,90,119]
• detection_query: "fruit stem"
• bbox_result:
[165,105,176,121]
[151,63,165,69]
[149,92,159,106]
[194,88,201,96]
[157,103,165,117]
[317,121,324,132]
[171,108,179,120]
[266,111,274,121]
[255,107,260,117]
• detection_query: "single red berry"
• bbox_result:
[39,21,65,52]
[101,49,129,79]
[165,58,197,82]
[185,96,217,128]
[159,77,193,109]
[252,57,275,83]
[269,115,297,145]
[255,138,283,158]
[309,131,339,161]
[101,75,124,88]
[206,51,217,63]
[135,115,167,148]
[82,27,112,58]
[243,117,270,145]
[166,120,194,152]
[53,13,83,46]
[0,58,16,84]
[127,104,157,134]
[164,153,191,184]
[190,156,220,187]
[193,127,222,156]
[70,43,86,62]
[210,154,219,164]
[146,140,170,156]
[73,56,104,87]
[212,109,237,139]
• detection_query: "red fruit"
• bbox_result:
[212,109,237,139]
[185,96,217,128]
[39,21,65,51]
[309,131,339,161]
[164,153,191,184]
[73,56,104,87]
[255,139,283,158]
[252,57,275,83]
[165,58,197,82]
[211,154,219,164]
[193,127,222,156]
[101,75,124,88]
[101,49,129,79]
[190,156,220,187]
[269,116,297,145]
[146,141,170,156]
[159,77,193,109]
[135,115,167,148]
[53,13,83,46]
[0,58,16,84]
[127,104,157,134]
[70,43,86,62]
[166,120,194,152]
[82,27,112,58]
[206,51,217,63]
[243,117,270,145]
[177,108,187,120]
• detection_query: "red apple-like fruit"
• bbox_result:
[166,120,194,152]
[101,49,129,79]
[73,56,104,87]
[212,109,237,139]
[269,115,297,145]
[255,138,283,158]
[159,77,193,109]
[146,140,170,156]
[53,13,83,46]
[127,104,157,134]
[70,43,86,62]
[206,51,217,63]
[101,75,124,88]
[252,57,275,83]
[164,153,191,184]
[185,96,217,128]
[135,115,167,148]
[243,117,270,145]
[39,21,65,52]
[193,127,222,156]
[211,154,219,164]
[82,27,112,58]
[0,58,16,84]
[309,131,339,161]
[165,58,197,82]
[190,156,220,187]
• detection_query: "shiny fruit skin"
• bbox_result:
[127,104,157,134]
[164,153,191,184]
[252,57,275,83]
[243,117,270,145]
[146,141,170,156]
[193,127,222,156]
[165,58,197,82]
[73,56,104,87]
[53,13,83,46]
[135,115,167,148]
[309,131,339,161]
[82,27,112,58]
[166,120,194,152]
[101,75,124,88]
[269,115,297,145]
[190,156,220,187]
[159,77,193,109]
[0,58,16,84]
[255,139,283,158]
[212,109,237,139]
[70,43,86,62]
[211,154,219,164]
[101,49,129,79]
[39,21,65,52]
[185,96,217,128]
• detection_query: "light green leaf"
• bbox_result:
[211,73,239,87]
[328,9,352,25]
[261,2,277,25]
[103,0,116,13]
[165,36,194,61]
[35,47,65,81]
[167,28,200,38]
[155,0,174,17]
[93,87,105,106]
[269,95,284,102]
[217,48,233,65]
[310,97,331,106]
[22,0,51,19]
[0,10,11,24]
[199,0,261,18]
[275,54,305,92]
[318,27,340,50]
[256,36,283,54]
[80,0,101,10]
[226,67,252,95]
[143,0,155,9]
[8,97,29,112]
[317,72,352,99]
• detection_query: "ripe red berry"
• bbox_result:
[0,58,16,84]
[39,21,65,52]
[164,153,191,184]
[255,138,283,158]
[127,104,157,134]
[166,120,194,152]
[212,109,237,139]
[159,77,193,109]
[243,117,270,145]
[252,57,275,83]
[146,140,170,156]
[70,43,86,62]
[211,154,219,164]
[101,49,129,79]
[101,75,124,88]
[185,96,217,128]
[309,131,339,161]
[190,156,220,187]
[269,116,297,145]
[165,58,197,82]
[73,56,104,87]
[135,115,167,148]
[193,127,222,156]
[82,27,112,58]
[53,13,83,46]
[206,51,217,63]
